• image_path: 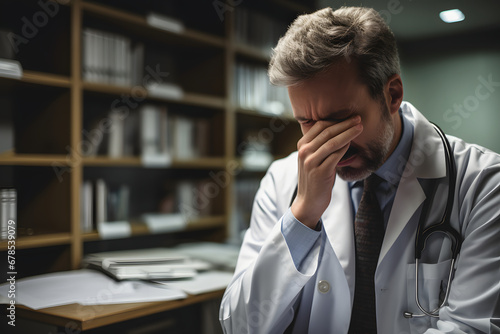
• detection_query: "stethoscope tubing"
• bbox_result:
[404,123,462,319]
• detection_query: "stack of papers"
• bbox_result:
[0,243,240,310]
[0,59,22,79]
[83,248,212,281]
[0,270,187,310]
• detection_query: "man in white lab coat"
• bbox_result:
[220,6,500,334]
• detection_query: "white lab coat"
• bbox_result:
[220,102,500,334]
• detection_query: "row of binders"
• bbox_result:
[82,13,184,88]
[234,7,288,57]
[0,29,22,80]
[229,178,261,243]
[82,27,144,87]
[0,188,16,241]
[234,62,292,116]
[80,178,213,234]
[80,180,128,233]
[84,104,211,166]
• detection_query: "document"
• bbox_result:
[0,269,187,310]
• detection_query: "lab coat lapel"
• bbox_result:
[378,104,447,265]
[322,178,355,291]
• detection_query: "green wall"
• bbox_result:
[401,51,500,152]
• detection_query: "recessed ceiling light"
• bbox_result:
[439,9,465,23]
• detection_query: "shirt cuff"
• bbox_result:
[281,208,322,270]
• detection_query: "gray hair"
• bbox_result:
[268,7,400,100]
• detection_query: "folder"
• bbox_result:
[83,248,212,281]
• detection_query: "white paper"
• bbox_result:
[146,13,185,34]
[97,220,131,239]
[142,213,186,233]
[0,270,187,310]
[141,153,172,167]
[0,59,22,79]
[146,82,184,100]
[154,271,234,295]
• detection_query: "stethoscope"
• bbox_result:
[403,123,462,318]
[289,123,463,319]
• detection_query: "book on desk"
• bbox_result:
[83,247,212,281]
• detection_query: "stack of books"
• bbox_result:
[0,28,22,80]
[230,178,261,243]
[80,179,129,233]
[0,188,17,240]
[80,178,213,234]
[82,27,144,86]
[0,96,14,155]
[234,7,288,57]
[82,104,210,164]
[139,104,211,165]
[83,248,211,281]
[234,62,291,115]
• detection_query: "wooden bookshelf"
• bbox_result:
[0,0,311,330]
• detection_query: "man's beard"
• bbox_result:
[337,104,395,182]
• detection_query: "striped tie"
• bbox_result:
[348,174,385,333]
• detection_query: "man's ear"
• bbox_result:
[384,74,403,115]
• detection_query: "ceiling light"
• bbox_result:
[439,9,465,23]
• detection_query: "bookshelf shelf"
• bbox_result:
[235,107,296,121]
[0,233,72,251]
[0,153,69,166]
[175,93,226,109]
[81,1,225,48]
[234,44,271,63]
[82,157,226,169]
[81,215,227,242]
[271,0,311,13]
[21,71,72,88]
[171,158,227,169]
[82,81,141,95]
[186,215,227,230]
[0,71,71,90]
[82,156,142,166]
[82,82,226,109]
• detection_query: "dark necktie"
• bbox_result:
[348,174,385,334]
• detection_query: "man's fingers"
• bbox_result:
[318,123,362,160]
[302,122,363,168]
[298,115,361,149]
[318,142,350,172]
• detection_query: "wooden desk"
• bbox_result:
[16,290,224,331]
